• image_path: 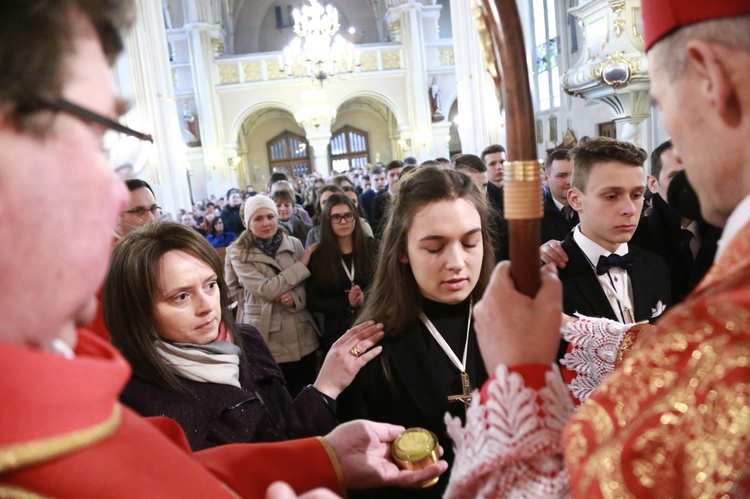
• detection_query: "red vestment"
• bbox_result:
[446,223,750,497]
[0,330,343,498]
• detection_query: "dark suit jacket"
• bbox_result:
[556,232,671,362]
[541,190,579,244]
[372,188,392,240]
[486,182,508,262]
[359,188,378,224]
[631,193,721,304]
[558,232,671,323]
[338,315,487,498]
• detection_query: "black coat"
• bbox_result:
[306,239,376,353]
[120,325,337,451]
[372,189,391,240]
[359,188,378,224]
[541,189,579,244]
[631,193,721,304]
[221,204,244,235]
[558,232,671,323]
[486,182,508,262]
[337,299,488,499]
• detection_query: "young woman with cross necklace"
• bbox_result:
[337,166,495,498]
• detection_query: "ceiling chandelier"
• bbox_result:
[280,0,360,86]
[295,89,337,129]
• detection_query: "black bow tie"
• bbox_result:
[596,253,637,275]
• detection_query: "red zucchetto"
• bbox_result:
[642,0,750,51]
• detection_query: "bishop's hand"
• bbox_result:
[474,262,563,372]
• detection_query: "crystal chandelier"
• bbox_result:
[280,0,360,86]
[295,89,337,129]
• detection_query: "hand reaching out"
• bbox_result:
[301,243,318,266]
[324,420,448,490]
[314,321,383,399]
[539,239,569,268]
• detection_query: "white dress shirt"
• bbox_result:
[573,227,635,323]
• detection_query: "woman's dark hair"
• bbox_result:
[312,184,344,225]
[210,216,224,236]
[315,193,374,288]
[357,166,495,334]
[104,222,242,393]
[341,184,367,219]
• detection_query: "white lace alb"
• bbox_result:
[560,314,635,402]
[445,364,574,499]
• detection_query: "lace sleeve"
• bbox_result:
[445,364,574,499]
[560,315,645,403]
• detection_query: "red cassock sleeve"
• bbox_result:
[195,436,344,497]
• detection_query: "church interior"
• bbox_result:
[113,0,666,216]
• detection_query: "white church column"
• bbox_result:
[116,0,193,215]
[183,0,237,194]
[449,0,506,155]
[386,0,433,161]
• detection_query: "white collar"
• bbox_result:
[552,196,566,212]
[573,226,629,266]
[716,194,750,260]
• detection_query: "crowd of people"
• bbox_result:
[2,0,748,498]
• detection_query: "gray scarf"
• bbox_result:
[155,340,243,388]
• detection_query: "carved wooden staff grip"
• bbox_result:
[476,0,542,297]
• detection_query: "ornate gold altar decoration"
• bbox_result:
[563,0,650,145]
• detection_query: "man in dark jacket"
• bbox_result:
[221,187,244,235]
[631,140,721,303]
[541,149,579,244]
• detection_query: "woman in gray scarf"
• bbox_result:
[104,222,383,451]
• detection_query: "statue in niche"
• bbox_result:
[181,102,201,146]
[429,77,445,122]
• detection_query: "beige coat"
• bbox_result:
[225,233,319,363]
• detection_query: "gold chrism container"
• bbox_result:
[391,428,440,488]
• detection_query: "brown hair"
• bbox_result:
[315,193,375,289]
[571,137,647,192]
[104,222,242,393]
[312,184,345,224]
[271,189,294,205]
[543,149,572,173]
[481,144,506,160]
[650,140,673,180]
[0,0,134,134]
[358,166,495,334]
[454,154,487,173]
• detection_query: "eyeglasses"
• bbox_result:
[125,205,161,217]
[330,212,355,224]
[33,97,154,143]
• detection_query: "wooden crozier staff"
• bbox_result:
[476,0,543,297]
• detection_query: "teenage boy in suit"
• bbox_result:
[558,137,670,327]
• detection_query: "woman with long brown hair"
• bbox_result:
[338,166,495,498]
[306,193,377,354]
[104,222,383,451]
